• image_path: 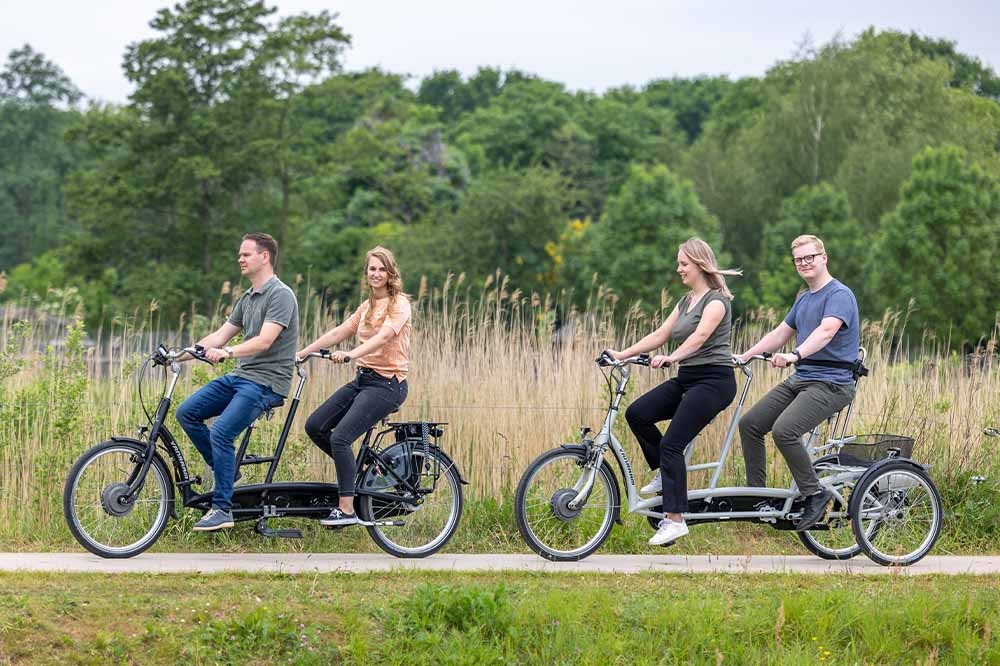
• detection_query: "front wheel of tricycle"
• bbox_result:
[514,446,620,562]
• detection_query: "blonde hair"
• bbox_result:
[362,246,407,326]
[791,234,826,253]
[679,237,742,300]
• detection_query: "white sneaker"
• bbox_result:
[648,518,689,546]
[640,471,662,495]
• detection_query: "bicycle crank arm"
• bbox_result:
[360,519,405,527]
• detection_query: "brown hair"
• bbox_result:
[362,246,407,326]
[242,232,278,268]
[679,237,742,300]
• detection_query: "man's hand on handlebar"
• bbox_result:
[203,347,230,363]
[769,352,798,369]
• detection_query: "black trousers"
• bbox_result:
[624,365,737,514]
[304,368,408,496]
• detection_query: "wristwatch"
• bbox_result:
[224,346,235,359]
[791,349,802,362]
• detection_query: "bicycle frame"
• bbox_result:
[571,354,865,525]
[131,347,450,528]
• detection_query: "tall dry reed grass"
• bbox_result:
[0,277,998,545]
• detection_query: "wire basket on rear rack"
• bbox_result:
[838,434,915,466]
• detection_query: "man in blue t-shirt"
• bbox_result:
[736,234,860,531]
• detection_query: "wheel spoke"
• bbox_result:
[361,447,462,557]
[65,445,172,557]
[853,466,941,566]
[516,450,618,560]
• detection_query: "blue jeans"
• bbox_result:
[176,374,284,511]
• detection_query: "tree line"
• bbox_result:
[2,0,999,344]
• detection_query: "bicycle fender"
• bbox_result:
[851,457,931,503]
[108,436,178,519]
[384,442,470,485]
[427,444,470,485]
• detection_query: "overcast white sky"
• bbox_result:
[2,0,999,103]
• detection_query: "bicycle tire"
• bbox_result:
[849,460,942,566]
[63,440,174,558]
[357,445,463,558]
[514,446,620,562]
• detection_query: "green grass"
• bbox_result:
[1,571,999,664]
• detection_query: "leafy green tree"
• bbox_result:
[437,167,571,290]
[239,10,350,261]
[906,33,1000,101]
[63,0,350,321]
[417,67,535,123]
[0,45,83,271]
[756,183,867,310]
[641,76,733,143]
[0,44,81,106]
[571,93,685,217]
[327,99,467,226]
[451,78,581,174]
[873,146,1000,344]
[569,164,722,310]
[685,29,1000,305]
[292,96,469,301]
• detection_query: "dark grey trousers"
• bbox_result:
[738,376,855,496]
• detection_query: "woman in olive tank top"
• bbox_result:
[606,238,741,547]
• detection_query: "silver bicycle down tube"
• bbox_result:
[570,363,632,508]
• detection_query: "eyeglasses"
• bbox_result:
[791,253,824,267]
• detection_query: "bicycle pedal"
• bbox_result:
[658,540,677,549]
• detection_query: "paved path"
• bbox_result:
[2,553,999,575]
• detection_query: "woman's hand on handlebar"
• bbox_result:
[650,354,672,369]
[328,350,352,364]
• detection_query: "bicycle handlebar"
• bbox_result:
[732,353,785,367]
[596,351,652,368]
[296,349,333,365]
[153,344,215,366]
[296,348,352,365]
[599,351,783,370]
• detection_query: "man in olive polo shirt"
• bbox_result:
[176,232,299,531]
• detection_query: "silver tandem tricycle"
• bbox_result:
[514,349,942,566]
